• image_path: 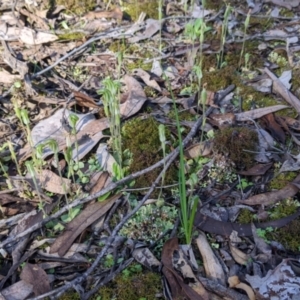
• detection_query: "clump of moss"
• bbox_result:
[59,266,162,300]
[213,126,258,170]
[122,117,177,195]
[205,0,224,10]
[94,268,162,300]
[123,0,159,21]
[168,108,196,122]
[268,198,299,220]
[58,32,85,41]
[55,0,95,14]
[269,172,298,190]
[237,208,255,224]
[275,219,300,252]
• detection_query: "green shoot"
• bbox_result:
[218,4,231,69]
[239,10,251,69]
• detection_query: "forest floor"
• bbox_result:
[1,0,300,299]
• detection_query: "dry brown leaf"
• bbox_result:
[20,263,51,297]
[238,163,273,176]
[19,27,58,45]
[235,105,288,121]
[238,174,300,206]
[174,248,209,298]
[229,231,250,265]
[196,232,226,285]
[264,67,300,113]
[84,6,122,21]
[90,171,111,195]
[251,223,272,259]
[228,276,255,300]
[209,113,235,128]
[261,113,285,143]
[50,194,120,257]
[1,40,28,78]
[120,75,147,118]
[1,280,34,299]
[264,0,299,9]
[132,247,161,271]
[246,259,300,299]
[37,169,71,194]
[128,18,161,43]
[161,238,209,300]
[279,116,300,131]
[184,140,213,158]
[0,70,21,83]
[73,90,100,109]
[132,69,162,92]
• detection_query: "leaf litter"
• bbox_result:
[1,0,300,299]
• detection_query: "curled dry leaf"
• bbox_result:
[36,169,71,194]
[196,232,226,285]
[229,231,250,265]
[184,140,213,158]
[1,280,35,299]
[235,105,288,121]
[19,27,58,45]
[238,162,273,176]
[279,116,300,131]
[161,238,209,300]
[173,248,209,298]
[261,113,285,143]
[120,75,147,118]
[132,247,161,271]
[73,90,100,109]
[264,0,299,9]
[264,67,300,113]
[18,109,109,162]
[246,259,300,299]
[209,112,235,128]
[238,174,300,206]
[20,263,51,297]
[128,18,161,43]
[251,223,272,260]
[50,194,120,257]
[255,129,275,163]
[132,68,162,92]
[228,276,255,300]
[83,6,123,21]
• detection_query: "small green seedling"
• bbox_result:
[237,178,253,189]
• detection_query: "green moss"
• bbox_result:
[248,16,273,31]
[127,60,152,72]
[58,32,85,41]
[269,198,299,220]
[168,109,196,122]
[93,268,162,300]
[122,117,177,195]
[59,292,80,300]
[55,0,95,14]
[237,208,255,224]
[279,8,295,18]
[213,126,258,170]
[275,219,300,252]
[108,40,129,53]
[269,172,298,190]
[123,0,159,21]
[59,267,162,300]
[204,0,224,10]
